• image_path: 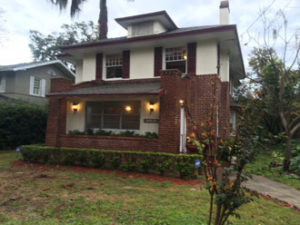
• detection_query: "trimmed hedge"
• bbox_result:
[21,145,202,179]
[0,101,47,149]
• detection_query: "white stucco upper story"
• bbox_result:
[59,8,245,86]
[72,39,232,83]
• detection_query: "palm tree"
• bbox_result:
[50,0,108,39]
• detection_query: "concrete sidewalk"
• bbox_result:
[244,174,300,208]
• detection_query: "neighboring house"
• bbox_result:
[0,60,75,106]
[46,1,245,154]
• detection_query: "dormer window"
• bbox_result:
[106,54,122,79]
[165,47,187,73]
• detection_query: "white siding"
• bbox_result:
[66,101,86,132]
[82,54,96,82]
[153,21,167,34]
[75,61,83,83]
[130,48,155,79]
[220,51,230,81]
[196,41,218,75]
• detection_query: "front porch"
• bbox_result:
[46,78,162,152]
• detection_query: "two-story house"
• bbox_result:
[0,60,75,105]
[46,1,245,154]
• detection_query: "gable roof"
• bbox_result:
[0,60,75,79]
[115,10,177,31]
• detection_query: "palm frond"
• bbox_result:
[50,0,68,10]
[70,0,86,17]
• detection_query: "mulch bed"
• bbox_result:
[11,160,300,213]
[11,160,204,185]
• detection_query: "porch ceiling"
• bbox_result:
[48,81,163,97]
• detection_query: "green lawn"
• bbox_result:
[0,151,300,225]
[245,139,300,190]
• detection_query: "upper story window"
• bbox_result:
[165,47,187,73]
[106,54,122,79]
[30,76,46,97]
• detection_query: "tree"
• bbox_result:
[50,0,108,39]
[186,80,257,225]
[29,21,98,61]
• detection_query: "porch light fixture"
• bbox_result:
[183,54,187,60]
[125,105,132,112]
[72,102,79,112]
[179,99,184,106]
[149,102,155,114]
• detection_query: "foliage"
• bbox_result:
[0,101,47,149]
[20,145,201,179]
[186,79,258,225]
[248,47,300,170]
[68,129,158,139]
[29,21,98,61]
[245,139,300,190]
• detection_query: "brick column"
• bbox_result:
[219,82,230,138]
[158,70,186,153]
[45,78,70,147]
[45,97,67,147]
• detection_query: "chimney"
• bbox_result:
[219,1,230,24]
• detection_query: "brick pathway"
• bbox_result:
[244,174,300,208]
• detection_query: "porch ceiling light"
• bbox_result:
[125,105,132,112]
[72,102,79,112]
[149,101,155,113]
[179,99,184,106]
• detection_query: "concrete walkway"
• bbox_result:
[244,174,300,208]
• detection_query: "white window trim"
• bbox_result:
[103,54,123,81]
[163,46,188,74]
[29,75,46,97]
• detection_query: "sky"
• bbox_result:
[0,0,299,70]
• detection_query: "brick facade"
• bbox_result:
[45,72,230,154]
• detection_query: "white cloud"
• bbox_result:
[0,0,299,67]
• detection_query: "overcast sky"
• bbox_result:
[0,0,299,70]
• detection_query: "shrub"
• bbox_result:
[0,101,47,149]
[290,156,300,174]
[20,145,201,179]
[68,129,158,139]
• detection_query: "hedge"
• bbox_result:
[0,101,47,149]
[21,145,202,179]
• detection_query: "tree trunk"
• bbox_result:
[283,134,291,171]
[98,0,107,39]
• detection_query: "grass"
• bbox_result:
[0,151,299,225]
[245,139,300,190]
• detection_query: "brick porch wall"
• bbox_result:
[58,134,159,152]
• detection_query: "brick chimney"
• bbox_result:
[219,1,230,25]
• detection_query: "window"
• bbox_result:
[165,47,187,73]
[230,111,236,132]
[105,55,122,79]
[86,101,140,130]
[30,76,46,97]
[33,77,41,95]
[0,76,5,93]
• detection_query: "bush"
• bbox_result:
[21,145,201,179]
[68,129,158,139]
[0,101,47,149]
[290,156,300,174]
